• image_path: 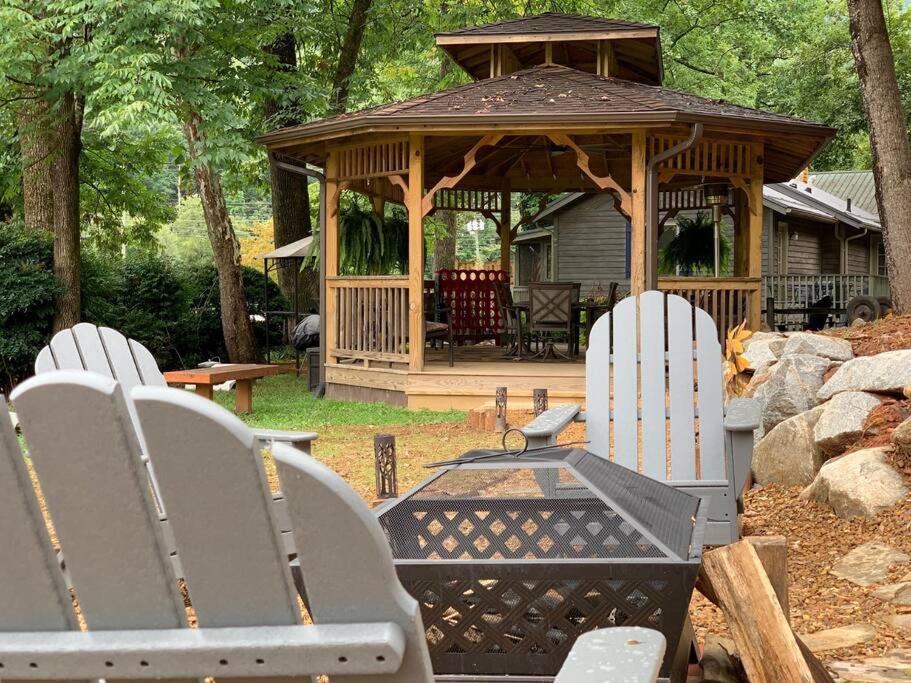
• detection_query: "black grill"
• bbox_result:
[377,448,707,680]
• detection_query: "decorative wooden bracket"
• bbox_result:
[548,133,632,216]
[421,134,504,216]
[509,196,550,239]
[480,209,501,232]
[388,174,409,197]
[329,180,352,217]
[658,207,679,229]
[729,177,760,215]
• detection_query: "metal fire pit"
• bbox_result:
[376,447,707,681]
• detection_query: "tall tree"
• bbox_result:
[329,0,373,115]
[848,0,911,311]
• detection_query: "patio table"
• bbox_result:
[163,363,289,414]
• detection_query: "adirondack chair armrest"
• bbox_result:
[723,398,761,433]
[723,397,760,499]
[521,404,582,448]
[555,627,665,683]
[253,428,318,454]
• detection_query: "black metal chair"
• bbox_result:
[527,281,576,360]
[494,282,523,357]
[424,280,454,367]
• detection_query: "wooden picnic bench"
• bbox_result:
[163,363,288,413]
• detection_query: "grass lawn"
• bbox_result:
[211,373,502,499]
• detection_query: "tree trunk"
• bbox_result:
[183,112,257,362]
[18,95,55,233]
[51,92,83,331]
[263,34,317,313]
[329,0,372,115]
[848,0,911,312]
[433,211,458,272]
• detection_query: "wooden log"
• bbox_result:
[746,535,789,622]
[701,541,813,683]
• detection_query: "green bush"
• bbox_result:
[83,254,288,371]
[0,224,60,391]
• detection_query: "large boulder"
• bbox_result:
[813,391,882,455]
[800,446,908,518]
[752,405,825,486]
[818,350,911,400]
[742,332,786,371]
[780,332,854,362]
[892,416,911,454]
[753,354,831,433]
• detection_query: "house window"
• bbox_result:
[878,241,887,277]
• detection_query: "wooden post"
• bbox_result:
[324,150,339,365]
[407,134,425,371]
[748,144,764,330]
[597,40,618,76]
[630,130,647,294]
[732,187,748,277]
[500,188,511,275]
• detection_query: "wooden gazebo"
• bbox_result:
[259,13,833,408]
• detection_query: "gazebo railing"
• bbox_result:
[327,276,410,365]
[658,277,761,338]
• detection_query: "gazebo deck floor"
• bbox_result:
[325,344,587,410]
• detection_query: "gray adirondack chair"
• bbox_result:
[34,322,315,572]
[0,372,665,682]
[521,291,760,546]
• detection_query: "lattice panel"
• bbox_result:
[650,136,753,179]
[436,269,508,344]
[380,498,665,561]
[337,139,409,180]
[404,575,670,673]
[432,189,501,212]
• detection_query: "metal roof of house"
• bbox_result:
[809,170,878,217]
[513,227,553,243]
[535,180,880,231]
[770,179,880,231]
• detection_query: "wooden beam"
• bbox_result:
[421,134,504,216]
[548,133,631,215]
[748,143,764,330]
[324,150,340,364]
[597,40,619,76]
[629,129,647,294]
[701,541,813,683]
[407,134,425,371]
[500,188,511,274]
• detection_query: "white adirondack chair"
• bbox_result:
[0,372,666,682]
[521,291,760,546]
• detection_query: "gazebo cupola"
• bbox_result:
[259,13,833,405]
[435,13,663,84]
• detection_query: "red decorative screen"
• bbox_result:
[436,269,508,344]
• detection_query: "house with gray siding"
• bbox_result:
[515,178,888,318]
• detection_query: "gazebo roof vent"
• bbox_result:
[436,13,663,84]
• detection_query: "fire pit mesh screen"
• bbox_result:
[376,448,707,679]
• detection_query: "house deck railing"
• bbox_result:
[764,274,890,312]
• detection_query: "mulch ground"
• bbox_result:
[826,313,911,357]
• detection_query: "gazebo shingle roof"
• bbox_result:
[261,65,830,141]
[436,13,655,37]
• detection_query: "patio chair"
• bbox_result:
[424,279,454,366]
[494,280,523,355]
[0,372,666,683]
[520,291,760,545]
[527,281,577,360]
[34,322,316,572]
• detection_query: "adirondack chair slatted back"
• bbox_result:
[587,291,726,482]
[35,322,167,392]
[7,372,433,681]
[10,373,192,683]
